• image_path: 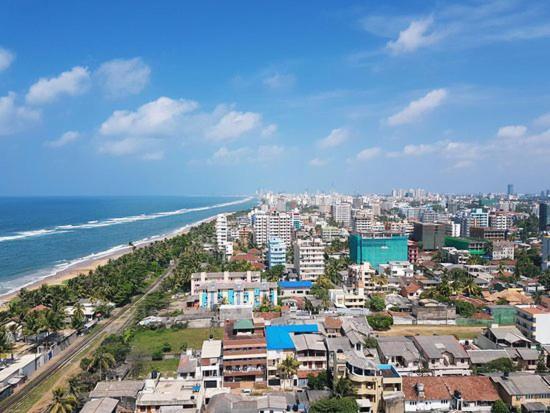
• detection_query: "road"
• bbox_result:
[0,261,176,413]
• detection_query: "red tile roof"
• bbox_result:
[403,376,499,402]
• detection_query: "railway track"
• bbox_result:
[0,263,175,412]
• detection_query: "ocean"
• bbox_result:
[0,196,257,296]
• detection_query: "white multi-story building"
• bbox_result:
[331,202,352,227]
[215,214,228,249]
[294,238,325,281]
[251,210,292,247]
[352,209,375,233]
[516,305,550,344]
[489,213,513,230]
[200,339,223,389]
[267,237,286,269]
[491,240,515,261]
[445,222,461,238]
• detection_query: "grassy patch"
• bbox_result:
[130,327,223,355]
[378,325,483,340]
[133,358,180,378]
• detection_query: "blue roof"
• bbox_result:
[278,281,313,289]
[265,324,318,350]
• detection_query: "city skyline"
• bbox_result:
[1,0,550,196]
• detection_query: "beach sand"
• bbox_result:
[0,215,219,307]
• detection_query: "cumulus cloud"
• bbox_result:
[96,58,151,98]
[318,128,349,149]
[45,130,80,147]
[387,17,440,54]
[100,97,198,137]
[534,112,550,128]
[309,158,328,167]
[356,147,382,161]
[0,47,15,71]
[261,123,277,137]
[497,125,527,138]
[26,66,91,105]
[0,92,41,136]
[387,89,447,126]
[97,96,271,159]
[206,110,262,141]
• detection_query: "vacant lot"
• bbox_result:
[130,327,224,355]
[378,324,483,340]
[133,358,180,378]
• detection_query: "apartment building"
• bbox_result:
[222,320,267,388]
[215,214,228,249]
[291,333,327,386]
[345,350,402,413]
[267,237,286,269]
[469,227,507,241]
[489,213,513,230]
[332,202,352,227]
[294,238,325,281]
[200,339,223,389]
[251,210,292,247]
[197,280,277,310]
[491,240,515,260]
[190,271,261,295]
[515,305,550,344]
[353,209,375,233]
[491,373,550,411]
[412,222,446,250]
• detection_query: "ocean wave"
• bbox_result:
[0,197,253,243]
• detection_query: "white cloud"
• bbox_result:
[99,137,155,156]
[96,58,151,98]
[387,89,447,126]
[263,73,296,90]
[100,96,198,137]
[387,17,440,54]
[206,110,262,141]
[318,128,349,149]
[46,130,80,147]
[0,92,41,136]
[309,158,327,167]
[497,125,527,138]
[534,112,550,128]
[261,123,277,137]
[356,147,382,161]
[26,66,91,105]
[0,47,15,71]
[141,150,164,161]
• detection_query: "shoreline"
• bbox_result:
[0,213,224,306]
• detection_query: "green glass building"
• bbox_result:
[444,236,487,255]
[349,233,408,268]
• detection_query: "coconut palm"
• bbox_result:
[71,302,85,330]
[48,388,77,413]
[87,349,116,379]
[278,355,300,390]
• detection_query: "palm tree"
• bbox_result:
[462,277,482,297]
[278,355,300,390]
[334,377,355,398]
[48,388,77,413]
[87,349,115,379]
[71,302,85,330]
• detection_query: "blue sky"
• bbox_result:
[1,0,550,196]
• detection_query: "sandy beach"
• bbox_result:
[0,214,219,306]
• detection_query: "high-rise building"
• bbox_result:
[507,184,514,196]
[489,213,513,230]
[348,233,408,269]
[412,222,446,250]
[251,210,292,247]
[352,209,375,233]
[267,237,286,269]
[539,202,549,232]
[331,202,352,227]
[216,214,228,248]
[294,238,325,281]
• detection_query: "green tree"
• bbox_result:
[367,314,393,331]
[310,397,358,413]
[87,349,116,379]
[71,302,85,330]
[369,295,385,312]
[364,336,378,349]
[334,377,355,397]
[265,264,285,282]
[454,300,476,318]
[307,370,329,390]
[278,355,300,390]
[48,388,77,413]
[491,400,510,413]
